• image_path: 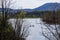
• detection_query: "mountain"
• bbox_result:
[0,3,60,13]
[0,8,20,13]
[34,3,60,11]
[24,9,34,12]
[23,3,60,12]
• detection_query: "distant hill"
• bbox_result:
[34,3,60,11]
[0,3,60,13]
[0,8,20,13]
[23,3,60,12]
[23,9,33,12]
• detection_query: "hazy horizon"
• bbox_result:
[0,0,60,9]
[14,0,60,9]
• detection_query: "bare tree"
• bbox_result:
[41,11,60,40]
[0,0,29,40]
[0,0,24,40]
[14,18,29,40]
[0,0,15,31]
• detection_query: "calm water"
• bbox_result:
[9,18,59,40]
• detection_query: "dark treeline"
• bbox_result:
[42,10,60,24]
[11,10,50,18]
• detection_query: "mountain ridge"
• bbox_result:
[34,3,60,11]
[24,3,60,12]
[0,3,60,12]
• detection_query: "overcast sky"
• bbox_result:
[0,0,60,9]
[15,0,60,9]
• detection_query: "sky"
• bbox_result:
[0,0,60,9]
[14,0,60,9]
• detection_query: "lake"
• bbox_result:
[9,18,60,40]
